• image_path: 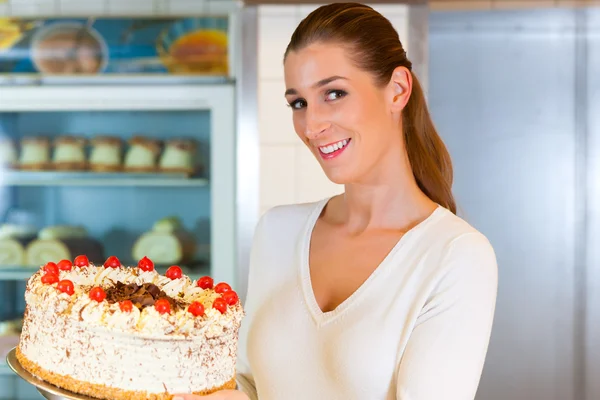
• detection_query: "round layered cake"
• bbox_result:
[17,255,244,400]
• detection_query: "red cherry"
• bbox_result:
[56,280,74,296]
[214,282,231,294]
[41,273,59,285]
[43,262,59,275]
[222,291,239,306]
[104,256,121,269]
[188,301,205,317]
[119,300,133,313]
[165,265,182,280]
[57,259,73,271]
[138,256,154,272]
[74,255,89,267]
[155,299,171,314]
[197,276,214,290]
[89,287,106,302]
[212,298,227,314]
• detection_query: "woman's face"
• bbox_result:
[283,42,411,185]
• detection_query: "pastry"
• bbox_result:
[19,137,51,170]
[17,255,243,399]
[124,136,162,173]
[52,136,87,170]
[0,138,18,168]
[89,136,122,172]
[159,139,198,176]
[132,216,196,265]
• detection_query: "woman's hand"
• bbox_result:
[173,390,250,400]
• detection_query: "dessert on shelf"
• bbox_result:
[52,136,87,171]
[17,255,244,400]
[25,225,104,267]
[0,138,18,168]
[159,138,198,176]
[124,136,162,172]
[89,136,123,172]
[132,216,196,265]
[18,137,51,170]
[0,224,38,267]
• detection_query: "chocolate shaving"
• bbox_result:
[105,282,186,311]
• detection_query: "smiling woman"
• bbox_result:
[176,3,498,400]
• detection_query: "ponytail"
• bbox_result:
[403,73,457,214]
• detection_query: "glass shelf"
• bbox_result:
[0,171,209,187]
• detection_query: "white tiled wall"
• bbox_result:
[257,4,410,215]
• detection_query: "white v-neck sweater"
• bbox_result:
[235,198,498,400]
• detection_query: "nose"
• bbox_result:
[304,105,331,140]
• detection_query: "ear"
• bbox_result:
[387,66,412,112]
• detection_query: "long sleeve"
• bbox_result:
[396,232,498,400]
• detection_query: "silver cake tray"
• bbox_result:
[6,348,96,400]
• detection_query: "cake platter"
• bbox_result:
[6,348,95,400]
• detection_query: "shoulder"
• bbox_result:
[429,207,498,290]
[254,199,325,240]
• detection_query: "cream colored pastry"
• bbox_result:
[124,136,161,172]
[17,256,243,399]
[159,139,197,175]
[52,136,87,170]
[89,136,122,172]
[19,137,50,170]
[0,139,17,167]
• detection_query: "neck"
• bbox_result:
[337,150,437,234]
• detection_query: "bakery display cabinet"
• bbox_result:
[0,4,255,397]
[0,83,237,398]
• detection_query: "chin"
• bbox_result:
[322,168,355,186]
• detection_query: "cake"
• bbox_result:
[89,136,123,172]
[16,255,244,399]
[124,136,162,172]
[19,137,51,170]
[159,139,197,175]
[52,136,87,170]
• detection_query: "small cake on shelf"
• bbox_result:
[17,255,244,399]
[132,216,196,265]
[0,223,38,267]
[25,225,104,267]
[19,137,51,170]
[0,138,18,168]
[124,136,162,173]
[52,136,87,171]
[159,138,198,176]
[89,136,122,172]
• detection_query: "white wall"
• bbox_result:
[257,4,411,215]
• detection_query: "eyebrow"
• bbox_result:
[284,75,348,96]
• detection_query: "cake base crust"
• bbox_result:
[53,161,88,171]
[124,165,157,173]
[16,346,236,400]
[89,164,122,172]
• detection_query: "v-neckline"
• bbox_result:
[298,197,444,327]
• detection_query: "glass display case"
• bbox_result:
[0,2,255,397]
[0,83,237,400]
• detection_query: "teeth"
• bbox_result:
[319,139,349,154]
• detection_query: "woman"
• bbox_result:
[177,3,498,399]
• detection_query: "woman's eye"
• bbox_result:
[325,90,347,101]
[288,99,307,110]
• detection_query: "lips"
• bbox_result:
[317,138,351,160]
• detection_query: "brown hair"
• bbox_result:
[284,3,457,214]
